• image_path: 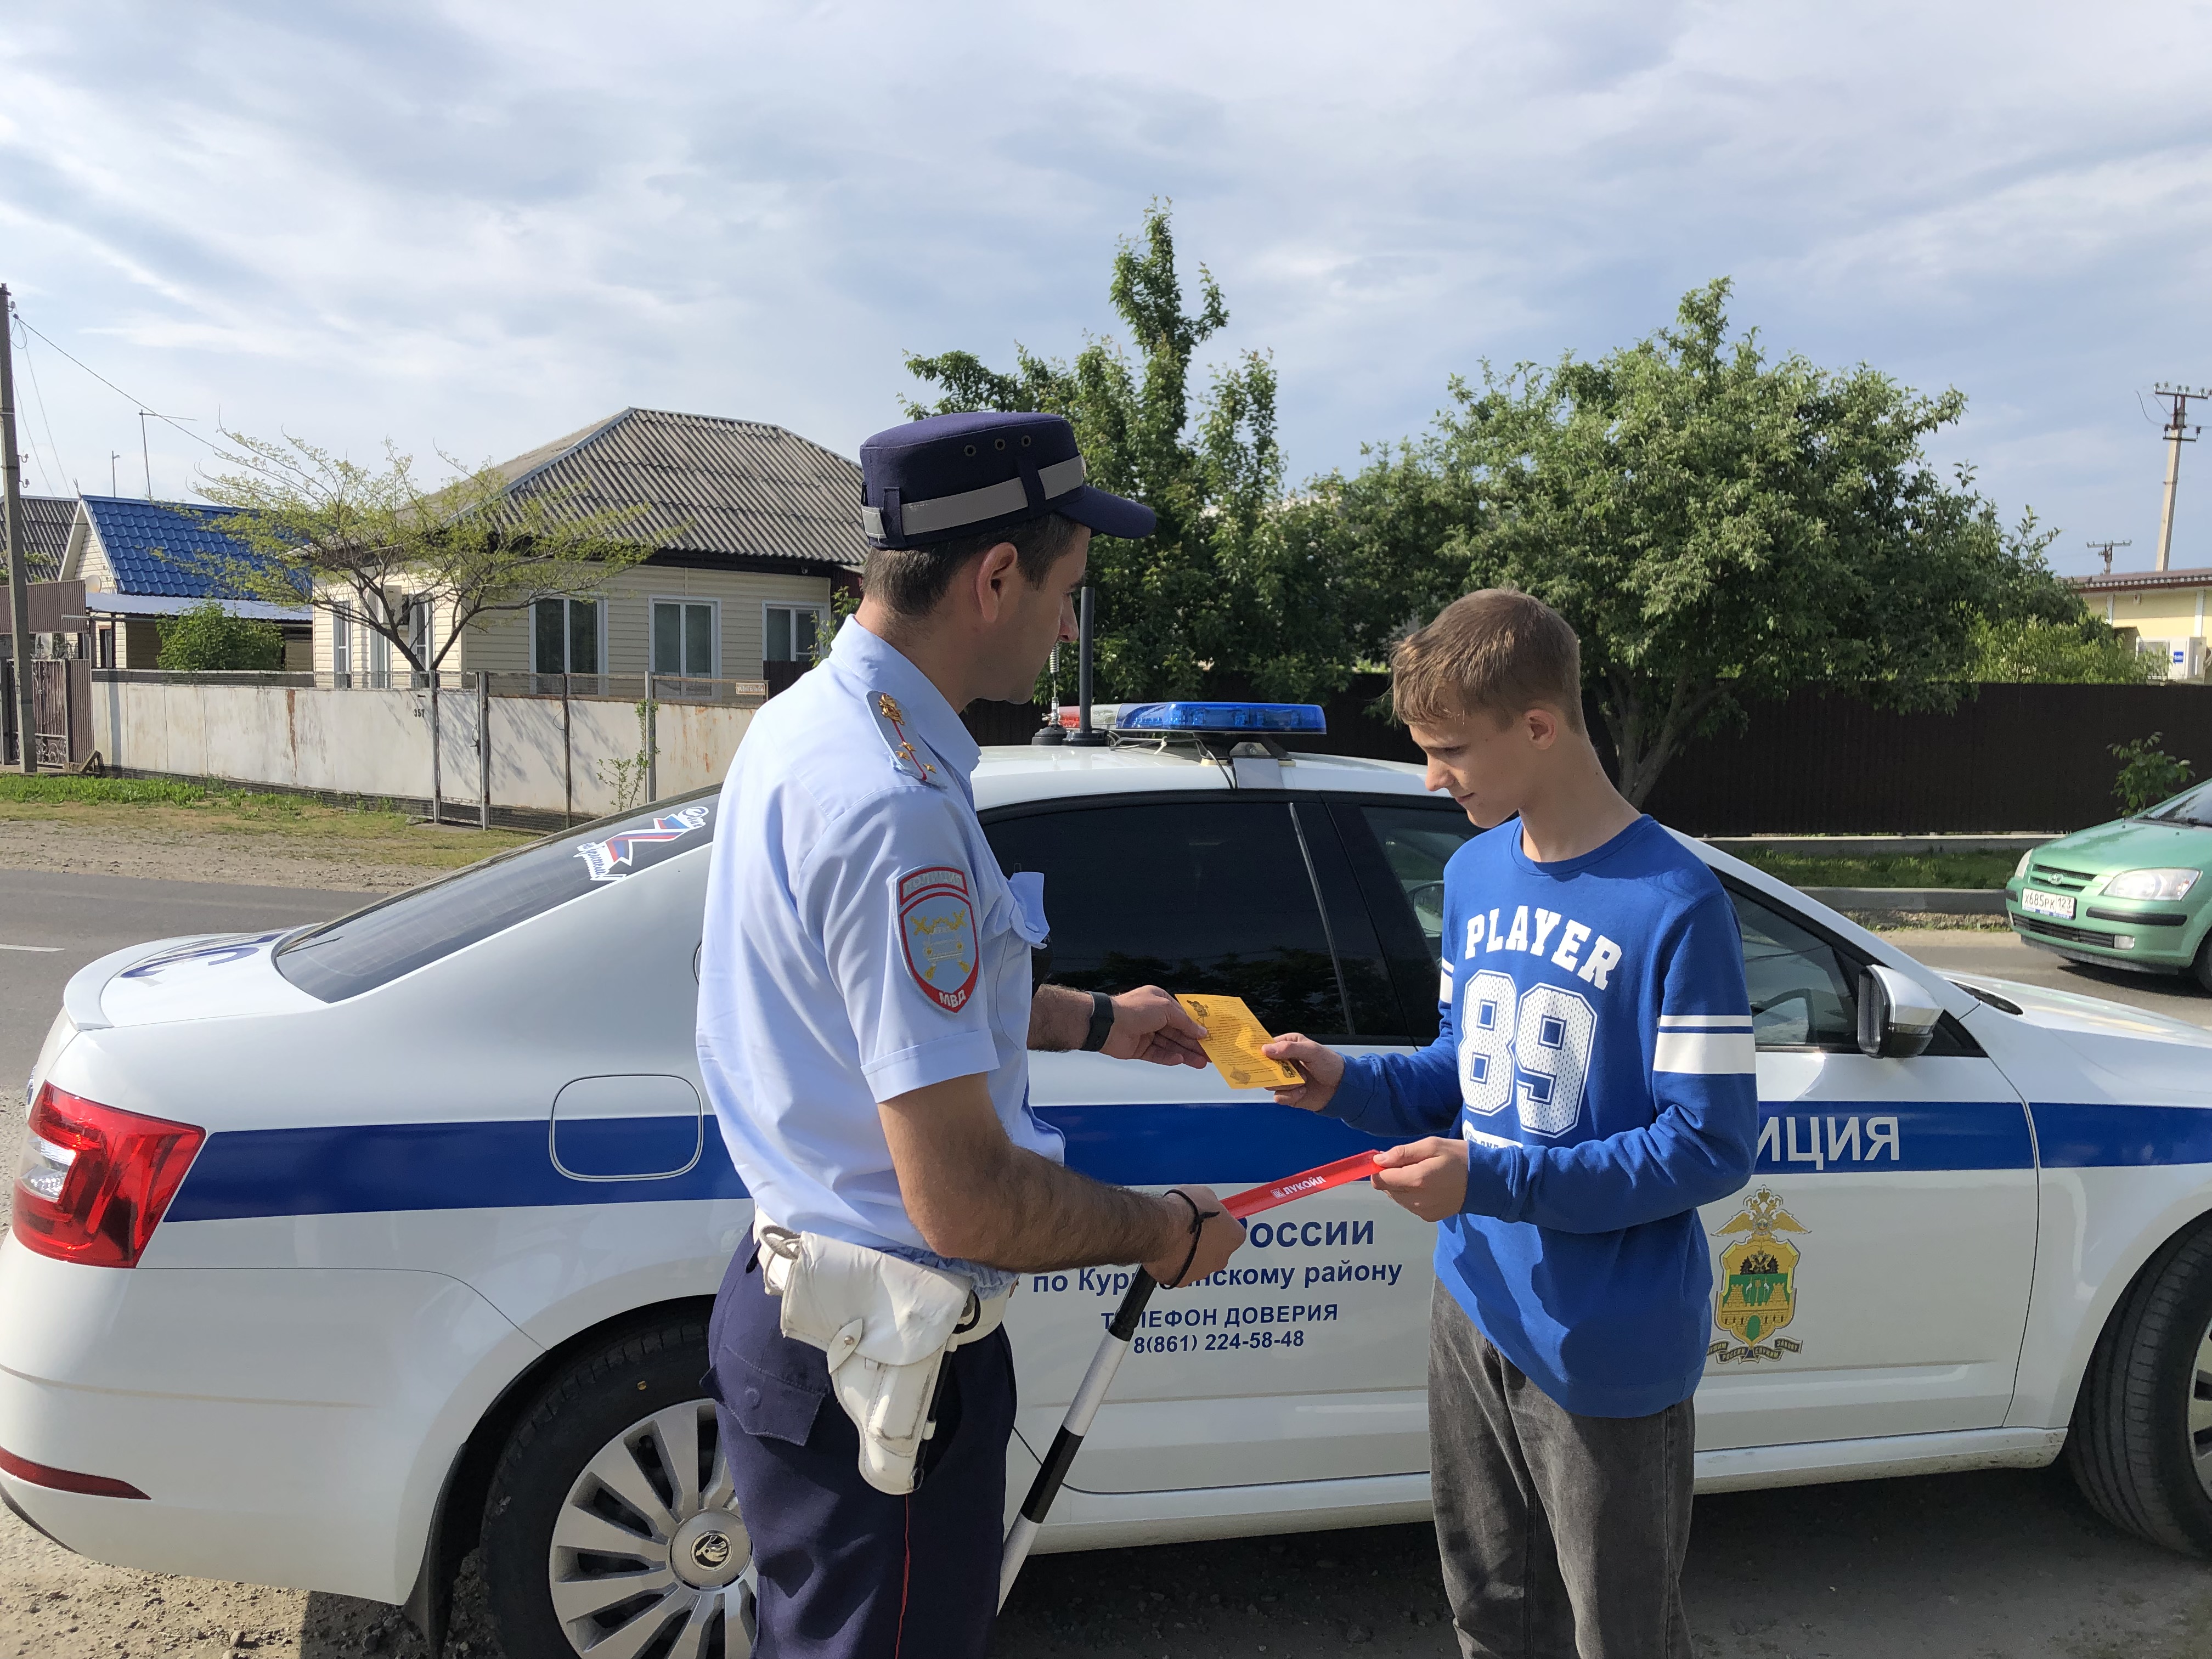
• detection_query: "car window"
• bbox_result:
[986,800,1348,1036]
[2143,778,2212,827]
[1359,804,1482,960]
[273,790,719,1002]
[1727,885,1859,1050]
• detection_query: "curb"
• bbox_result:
[1799,887,2007,915]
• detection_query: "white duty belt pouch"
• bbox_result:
[753,1217,1009,1496]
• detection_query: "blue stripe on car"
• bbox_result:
[1750,1102,2034,1173]
[2030,1103,2212,1169]
[159,1099,2212,1223]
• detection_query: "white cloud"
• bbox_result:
[3,0,2210,571]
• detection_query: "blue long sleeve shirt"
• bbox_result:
[1329,815,1758,1417]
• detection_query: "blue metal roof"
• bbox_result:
[81,496,303,599]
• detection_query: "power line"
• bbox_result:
[7,304,225,460]
[10,316,72,495]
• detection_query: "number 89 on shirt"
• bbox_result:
[1458,970,1598,1137]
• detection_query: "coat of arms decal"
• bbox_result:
[1711,1187,1807,1364]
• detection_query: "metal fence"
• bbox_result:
[988,678,2212,836]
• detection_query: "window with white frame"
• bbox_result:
[331,614,351,684]
[764,602,827,667]
[652,599,717,678]
[532,597,602,675]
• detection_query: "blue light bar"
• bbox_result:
[1111,701,1328,735]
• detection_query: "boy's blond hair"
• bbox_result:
[1391,588,1585,732]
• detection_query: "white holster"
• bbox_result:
[753,1216,1010,1496]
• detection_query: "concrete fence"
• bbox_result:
[90,670,767,822]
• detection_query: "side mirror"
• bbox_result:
[1857,964,1940,1059]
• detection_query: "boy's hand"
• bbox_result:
[1263,1034,1344,1112]
[1371,1136,1470,1222]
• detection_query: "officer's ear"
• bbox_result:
[968,539,1024,623]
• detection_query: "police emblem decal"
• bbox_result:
[573,803,712,883]
[1710,1186,1807,1364]
[898,866,980,1011]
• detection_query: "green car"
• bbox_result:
[2006,779,2212,991]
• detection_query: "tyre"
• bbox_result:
[481,1313,753,1659]
[2192,934,2212,996]
[2067,1221,2212,1555]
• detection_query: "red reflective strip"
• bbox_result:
[1223,1150,1381,1219]
[0,1446,148,1500]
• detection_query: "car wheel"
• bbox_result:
[2193,934,2212,996]
[481,1314,753,1658]
[2067,1221,2212,1555]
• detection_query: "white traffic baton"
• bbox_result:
[997,1149,1384,1607]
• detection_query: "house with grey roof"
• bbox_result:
[310,408,867,686]
[15,494,77,584]
[59,496,313,669]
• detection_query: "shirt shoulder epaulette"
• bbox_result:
[870,689,946,788]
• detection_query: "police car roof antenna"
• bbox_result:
[997,1148,1383,1609]
[1066,584,1108,747]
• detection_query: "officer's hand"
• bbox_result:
[1370,1137,1469,1223]
[1144,1184,1245,1289]
[1263,1034,1344,1113]
[1105,986,1209,1068]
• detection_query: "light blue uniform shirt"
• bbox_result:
[697,619,1061,1297]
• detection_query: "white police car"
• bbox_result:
[8,701,2212,1659]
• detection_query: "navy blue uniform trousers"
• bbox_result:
[706,1249,1016,1659]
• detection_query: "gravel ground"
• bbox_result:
[0,820,433,893]
[3,1464,2211,1658]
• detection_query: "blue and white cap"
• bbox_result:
[859,411,1156,550]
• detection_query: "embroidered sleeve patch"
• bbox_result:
[898,866,980,1011]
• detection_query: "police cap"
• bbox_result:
[859,411,1156,550]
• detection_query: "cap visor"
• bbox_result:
[1056,484,1156,541]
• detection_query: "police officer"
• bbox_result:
[697,410,1246,1659]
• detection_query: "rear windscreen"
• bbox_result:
[273,790,718,1002]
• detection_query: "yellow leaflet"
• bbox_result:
[1175,994,1302,1091]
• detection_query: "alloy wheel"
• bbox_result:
[548,1398,750,1659]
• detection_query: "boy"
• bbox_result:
[1264,589,1758,1659]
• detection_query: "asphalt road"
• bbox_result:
[1892,925,2212,1030]
[0,871,376,1195]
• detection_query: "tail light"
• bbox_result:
[12,1085,204,1269]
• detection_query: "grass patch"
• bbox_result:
[0,774,207,806]
[1736,850,2018,890]
[0,779,539,873]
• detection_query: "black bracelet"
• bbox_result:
[1163,1188,1218,1289]
[1079,990,1116,1052]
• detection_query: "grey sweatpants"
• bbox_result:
[1428,1285,1695,1659]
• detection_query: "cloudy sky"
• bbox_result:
[4,1,2209,576]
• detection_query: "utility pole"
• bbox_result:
[109,451,121,495]
[2152,383,2209,573]
[2,285,37,773]
[2088,538,2132,577]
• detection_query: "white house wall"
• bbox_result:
[313,568,838,679]
[91,679,758,817]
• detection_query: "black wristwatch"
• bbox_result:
[1079,990,1116,1052]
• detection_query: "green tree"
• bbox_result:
[199,433,652,819]
[2112,733,2196,815]
[199,435,651,682]
[155,598,285,672]
[904,202,1295,697]
[1965,610,2164,683]
[1329,280,2075,803]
